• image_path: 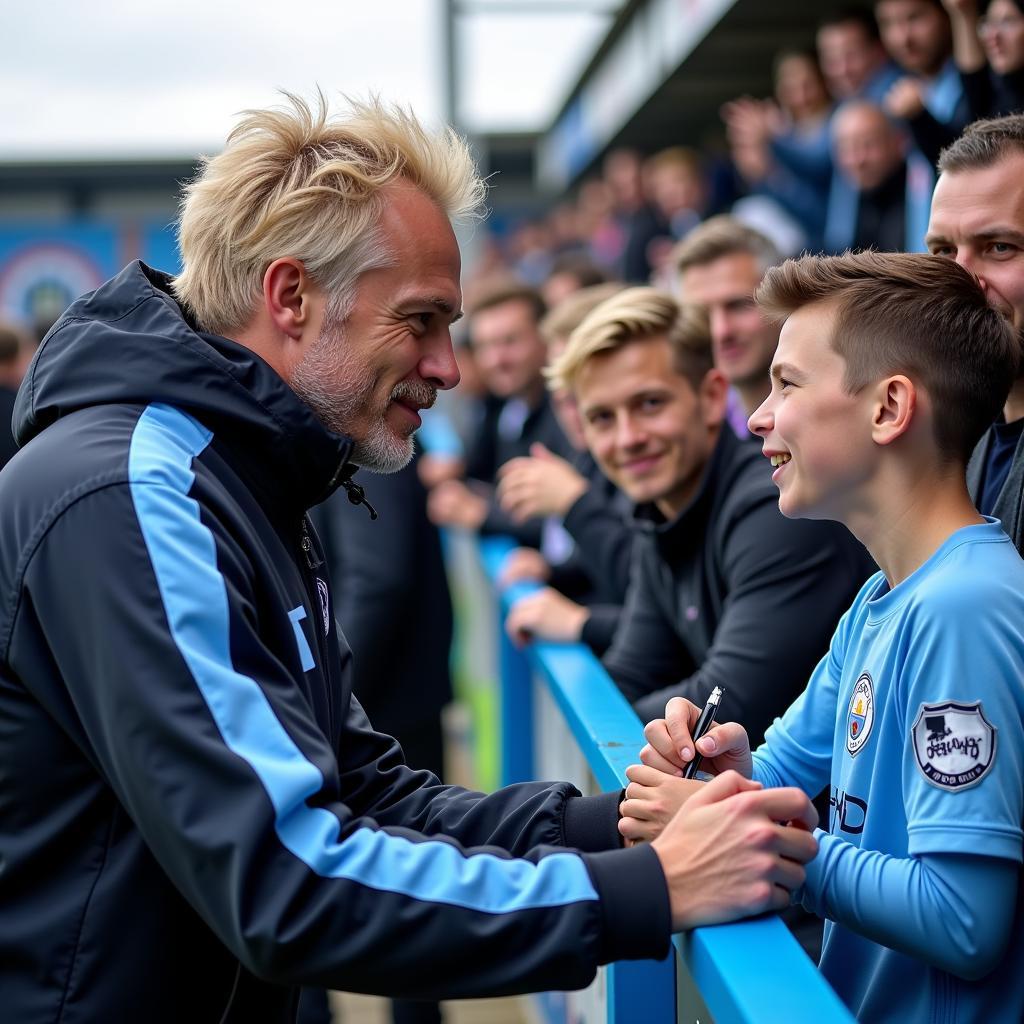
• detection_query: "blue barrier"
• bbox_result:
[478,536,856,1024]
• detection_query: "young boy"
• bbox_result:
[624,250,1024,1023]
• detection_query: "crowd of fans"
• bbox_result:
[472,0,1024,291]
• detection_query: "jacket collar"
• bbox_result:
[16,262,361,516]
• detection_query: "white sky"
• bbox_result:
[2,0,614,159]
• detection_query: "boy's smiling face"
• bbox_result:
[748,300,875,521]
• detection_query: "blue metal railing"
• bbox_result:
[477,536,855,1024]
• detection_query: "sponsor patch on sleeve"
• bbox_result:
[911,701,997,791]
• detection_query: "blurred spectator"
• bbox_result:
[775,48,835,126]
[576,177,620,269]
[645,147,710,240]
[497,283,635,654]
[724,50,834,249]
[817,6,903,101]
[930,0,1024,123]
[508,220,555,286]
[875,0,969,244]
[877,0,957,79]
[602,148,666,282]
[643,147,711,280]
[0,323,26,469]
[977,0,1024,107]
[546,201,590,260]
[673,216,782,426]
[832,101,910,250]
[427,278,571,542]
[541,254,609,310]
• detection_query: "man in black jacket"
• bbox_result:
[0,95,818,1022]
[926,113,1024,554]
[537,287,873,745]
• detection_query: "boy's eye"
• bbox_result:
[779,377,794,391]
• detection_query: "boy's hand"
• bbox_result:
[651,771,818,931]
[618,764,704,844]
[640,696,754,778]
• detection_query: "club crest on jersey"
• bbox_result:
[316,578,330,636]
[846,673,875,755]
[912,701,996,791]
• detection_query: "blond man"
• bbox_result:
[0,94,820,1021]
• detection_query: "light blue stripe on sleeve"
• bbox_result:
[127,403,598,913]
[287,606,316,672]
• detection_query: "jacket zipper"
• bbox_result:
[297,515,336,742]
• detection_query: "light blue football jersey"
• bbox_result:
[754,519,1024,1023]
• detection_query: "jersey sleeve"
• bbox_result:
[898,586,1024,863]
[802,845,1018,980]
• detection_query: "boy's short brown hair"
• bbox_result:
[546,287,712,394]
[756,250,1019,464]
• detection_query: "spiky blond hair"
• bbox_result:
[174,91,484,335]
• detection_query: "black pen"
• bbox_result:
[682,686,724,779]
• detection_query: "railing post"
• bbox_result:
[497,611,535,785]
[607,951,676,1024]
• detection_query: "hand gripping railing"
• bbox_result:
[477,536,855,1024]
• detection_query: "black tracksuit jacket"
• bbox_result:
[0,263,668,1023]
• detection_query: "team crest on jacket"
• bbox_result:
[846,673,875,755]
[316,578,330,636]
[912,701,996,791]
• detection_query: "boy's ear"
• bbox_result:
[871,374,916,447]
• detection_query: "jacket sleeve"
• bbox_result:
[329,694,627,855]
[631,502,869,743]
[563,485,637,602]
[602,538,698,706]
[11,481,669,998]
[581,604,625,657]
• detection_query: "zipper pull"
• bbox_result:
[342,478,378,520]
[300,520,322,570]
